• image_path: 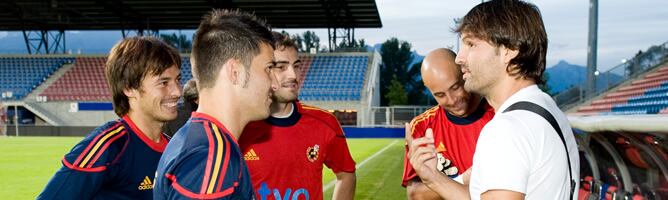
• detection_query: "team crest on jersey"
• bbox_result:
[436,153,458,178]
[306,144,320,162]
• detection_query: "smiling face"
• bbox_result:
[422,49,474,117]
[127,65,182,122]
[271,46,301,103]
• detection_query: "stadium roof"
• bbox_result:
[0,0,382,31]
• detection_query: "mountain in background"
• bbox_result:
[0,31,125,54]
[545,60,624,95]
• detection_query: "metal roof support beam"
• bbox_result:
[21,29,65,54]
[322,0,356,52]
[121,29,159,38]
[328,27,354,52]
[3,0,381,30]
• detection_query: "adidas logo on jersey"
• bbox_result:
[244,149,260,161]
[138,176,154,190]
[436,142,446,152]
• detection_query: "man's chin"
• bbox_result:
[157,115,178,123]
[273,95,298,103]
[447,109,469,118]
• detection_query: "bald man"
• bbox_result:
[402,48,495,200]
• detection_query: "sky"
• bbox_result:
[279,0,668,71]
[1,0,667,72]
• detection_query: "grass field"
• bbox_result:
[0,137,81,199]
[0,137,406,199]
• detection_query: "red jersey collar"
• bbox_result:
[121,115,168,152]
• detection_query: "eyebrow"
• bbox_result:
[159,75,175,81]
[158,72,180,80]
[462,35,479,42]
[275,59,302,65]
[448,80,463,90]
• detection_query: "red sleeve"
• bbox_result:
[323,119,356,173]
[402,116,428,187]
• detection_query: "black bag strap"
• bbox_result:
[503,101,576,200]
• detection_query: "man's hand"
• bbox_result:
[405,123,471,200]
[405,123,440,185]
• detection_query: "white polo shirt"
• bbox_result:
[469,85,580,200]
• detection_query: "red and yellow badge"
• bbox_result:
[306,144,320,162]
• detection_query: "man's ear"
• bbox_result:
[123,87,138,99]
[224,59,241,85]
[502,46,519,65]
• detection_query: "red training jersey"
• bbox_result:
[402,100,495,187]
[239,101,356,200]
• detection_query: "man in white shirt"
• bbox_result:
[405,0,580,199]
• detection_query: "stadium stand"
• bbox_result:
[5,52,380,127]
[576,65,668,115]
[180,57,192,84]
[41,57,108,101]
[0,57,73,100]
[299,55,368,101]
[39,54,371,103]
[41,57,193,101]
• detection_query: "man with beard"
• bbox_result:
[405,0,579,199]
[154,9,278,200]
[239,32,357,200]
[38,36,182,199]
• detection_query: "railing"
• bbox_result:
[556,42,668,111]
[368,105,433,127]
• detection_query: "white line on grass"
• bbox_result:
[322,139,400,192]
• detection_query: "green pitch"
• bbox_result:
[0,136,81,199]
[322,138,406,200]
[0,137,406,199]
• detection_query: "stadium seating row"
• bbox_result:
[0,57,74,100]
[299,55,368,101]
[33,54,368,102]
[577,65,668,115]
[41,57,109,101]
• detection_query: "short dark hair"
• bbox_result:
[455,0,548,84]
[272,31,299,51]
[182,79,198,104]
[105,36,182,117]
[192,9,274,89]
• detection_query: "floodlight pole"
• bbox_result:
[586,0,599,98]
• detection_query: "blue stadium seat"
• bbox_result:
[297,54,369,101]
[0,57,71,100]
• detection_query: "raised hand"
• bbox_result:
[405,123,440,185]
